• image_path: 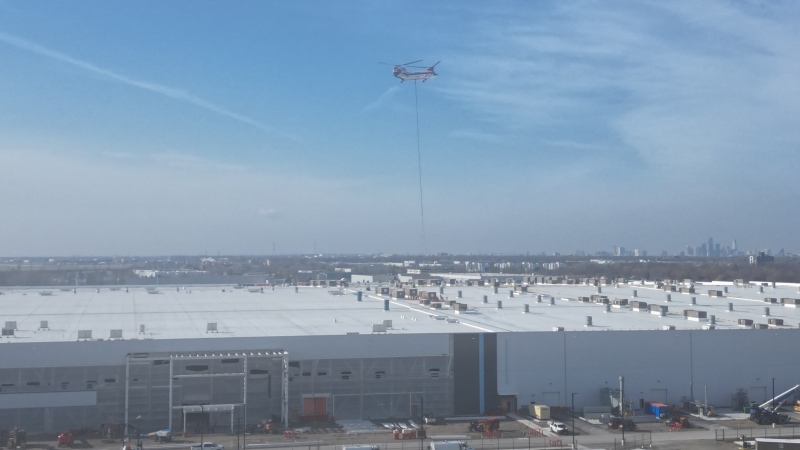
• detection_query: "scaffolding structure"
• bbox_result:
[125,350,289,434]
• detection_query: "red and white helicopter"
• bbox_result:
[379,60,440,82]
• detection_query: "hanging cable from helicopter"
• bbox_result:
[378,60,440,254]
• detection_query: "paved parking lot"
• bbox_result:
[15,411,800,450]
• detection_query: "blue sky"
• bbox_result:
[1,1,799,256]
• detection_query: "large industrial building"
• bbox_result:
[1,277,800,434]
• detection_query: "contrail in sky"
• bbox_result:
[0,31,268,131]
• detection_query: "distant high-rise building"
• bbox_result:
[732,239,738,252]
[686,246,694,256]
[750,252,775,266]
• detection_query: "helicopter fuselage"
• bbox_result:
[393,66,437,82]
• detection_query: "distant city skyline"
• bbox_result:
[1,1,799,256]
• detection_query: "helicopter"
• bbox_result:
[379,60,440,82]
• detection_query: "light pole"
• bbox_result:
[571,393,577,449]
[419,396,425,450]
[200,405,204,450]
[772,378,776,409]
[133,415,142,450]
[619,376,625,449]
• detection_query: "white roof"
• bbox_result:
[0,280,798,343]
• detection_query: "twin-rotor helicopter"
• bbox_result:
[379,60,440,82]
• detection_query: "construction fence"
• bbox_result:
[243,433,655,450]
[716,425,800,442]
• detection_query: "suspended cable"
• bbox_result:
[414,80,426,254]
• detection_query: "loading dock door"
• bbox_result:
[499,395,517,413]
[649,389,668,404]
[303,397,327,416]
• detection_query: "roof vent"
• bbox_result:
[206,323,218,333]
[39,290,53,296]
[78,330,92,340]
[110,329,123,339]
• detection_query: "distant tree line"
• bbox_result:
[544,258,800,283]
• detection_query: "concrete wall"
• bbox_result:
[0,333,452,369]
[497,329,800,410]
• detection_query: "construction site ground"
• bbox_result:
[11,409,800,450]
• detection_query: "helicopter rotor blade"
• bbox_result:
[378,62,396,66]
[400,60,423,66]
[430,61,441,68]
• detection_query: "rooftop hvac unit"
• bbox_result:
[139,324,146,333]
[110,329,123,339]
[5,321,17,330]
[39,290,53,296]
[372,324,387,333]
[39,320,49,330]
[207,323,218,333]
[78,330,92,340]
[1,328,14,336]
[382,320,392,328]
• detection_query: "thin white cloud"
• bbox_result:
[448,129,505,143]
[0,30,269,132]
[438,2,800,172]
[361,85,400,113]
